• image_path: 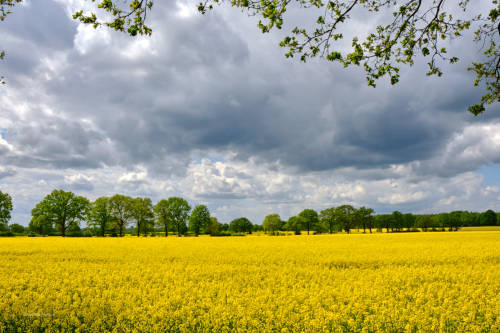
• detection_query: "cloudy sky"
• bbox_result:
[1,0,499,226]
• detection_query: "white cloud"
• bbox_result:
[378,191,427,205]
[0,136,14,154]
[176,1,197,19]
[118,167,148,184]
[74,24,111,55]
[64,173,93,184]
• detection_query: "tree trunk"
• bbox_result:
[61,221,66,237]
[165,225,168,237]
[101,225,105,237]
[137,223,140,237]
[177,224,181,237]
[119,223,123,237]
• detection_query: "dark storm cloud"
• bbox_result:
[4,1,75,48]
[1,0,498,179]
[0,167,16,179]
[1,0,76,81]
[2,115,110,169]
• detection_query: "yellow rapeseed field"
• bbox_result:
[1,232,499,332]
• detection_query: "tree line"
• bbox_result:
[0,189,255,237]
[263,207,500,235]
[0,190,498,236]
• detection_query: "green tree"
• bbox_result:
[0,190,13,228]
[448,211,462,231]
[28,214,53,235]
[298,209,319,235]
[253,224,264,232]
[130,197,154,236]
[430,214,442,231]
[374,214,393,233]
[263,213,282,235]
[403,213,416,231]
[68,0,500,115]
[153,199,172,237]
[460,211,472,227]
[433,213,454,231]
[109,194,132,237]
[416,215,432,232]
[471,212,481,226]
[207,216,222,235]
[319,207,338,234]
[31,189,90,237]
[356,207,374,233]
[154,199,170,236]
[9,223,25,234]
[285,216,304,235]
[392,211,404,232]
[480,209,498,226]
[189,205,210,236]
[335,205,355,234]
[460,211,480,226]
[229,217,253,234]
[88,197,113,236]
[154,197,190,237]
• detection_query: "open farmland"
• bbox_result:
[1,232,499,332]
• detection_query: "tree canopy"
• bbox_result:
[189,204,211,236]
[480,209,498,226]
[66,0,500,115]
[4,185,500,236]
[31,189,90,237]
[319,208,337,234]
[207,216,222,235]
[108,194,132,236]
[130,197,154,236]
[154,197,191,236]
[9,223,24,234]
[335,204,356,233]
[28,214,53,235]
[0,190,13,227]
[88,197,113,236]
[298,209,319,235]
[229,217,253,233]
[286,216,304,235]
[355,206,374,233]
[263,213,282,234]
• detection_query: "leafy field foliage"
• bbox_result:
[1,232,499,332]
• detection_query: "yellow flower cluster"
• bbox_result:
[0,232,499,332]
